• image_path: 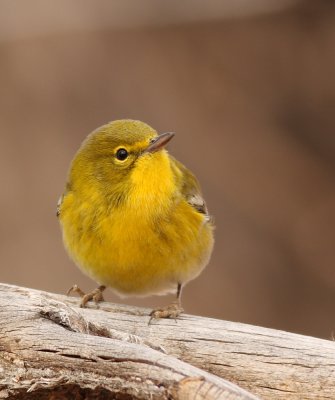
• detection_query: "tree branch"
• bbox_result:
[0,283,334,399]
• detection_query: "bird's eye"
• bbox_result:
[116,148,128,161]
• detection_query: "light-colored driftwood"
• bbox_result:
[0,284,257,400]
[0,284,334,399]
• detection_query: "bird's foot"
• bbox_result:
[67,284,106,308]
[149,301,184,324]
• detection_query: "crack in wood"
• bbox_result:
[258,385,296,393]
[38,300,166,354]
[2,283,335,399]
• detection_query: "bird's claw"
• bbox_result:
[67,284,105,308]
[148,302,184,325]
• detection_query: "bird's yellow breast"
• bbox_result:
[60,151,213,296]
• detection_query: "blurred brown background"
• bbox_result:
[0,0,334,339]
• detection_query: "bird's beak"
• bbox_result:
[143,132,175,154]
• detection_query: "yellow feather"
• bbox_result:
[59,120,214,298]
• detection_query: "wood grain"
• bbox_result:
[0,283,334,399]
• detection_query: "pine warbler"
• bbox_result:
[58,119,214,321]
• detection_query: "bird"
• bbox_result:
[57,119,214,321]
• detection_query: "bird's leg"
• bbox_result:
[67,284,106,308]
[149,283,184,324]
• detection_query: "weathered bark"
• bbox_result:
[0,284,334,399]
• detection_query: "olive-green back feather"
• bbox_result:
[170,156,210,219]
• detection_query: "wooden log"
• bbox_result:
[0,283,334,399]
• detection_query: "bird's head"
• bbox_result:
[68,119,175,203]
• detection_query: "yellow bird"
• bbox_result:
[58,119,214,321]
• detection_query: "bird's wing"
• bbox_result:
[57,181,73,217]
[170,156,211,221]
[56,194,63,217]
